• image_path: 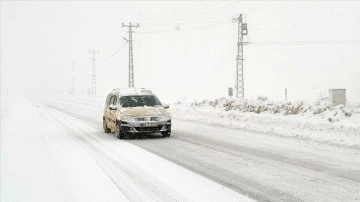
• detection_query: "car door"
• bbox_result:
[109,95,118,130]
[104,94,112,122]
[106,95,115,129]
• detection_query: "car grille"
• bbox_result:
[134,117,158,121]
[135,126,162,132]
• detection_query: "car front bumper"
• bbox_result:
[120,120,171,133]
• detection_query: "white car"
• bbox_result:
[103,88,171,139]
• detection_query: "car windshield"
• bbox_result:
[120,95,162,108]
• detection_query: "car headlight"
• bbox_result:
[122,116,137,122]
[157,114,171,122]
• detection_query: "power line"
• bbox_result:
[142,1,224,26]
[175,18,230,25]
[248,40,360,46]
[138,20,231,34]
[178,1,239,24]
[142,1,203,23]
[142,1,237,28]
[140,18,231,33]
[97,41,128,62]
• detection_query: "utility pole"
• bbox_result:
[71,60,76,95]
[232,14,248,98]
[88,49,100,95]
[122,22,139,88]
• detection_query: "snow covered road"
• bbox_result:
[2,96,360,201]
[1,97,251,202]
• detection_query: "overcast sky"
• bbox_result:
[1,1,360,103]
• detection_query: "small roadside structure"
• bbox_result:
[329,89,346,106]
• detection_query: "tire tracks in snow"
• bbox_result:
[42,101,298,201]
[42,99,360,202]
[40,104,187,202]
[135,134,360,201]
[174,129,360,184]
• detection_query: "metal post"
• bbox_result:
[71,60,76,94]
[88,49,100,94]
[232,14,248,98]
[122,22,139,88]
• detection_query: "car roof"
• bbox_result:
[110,88,154,96]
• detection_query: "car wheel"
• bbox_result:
[103,118,111,133]
[162,132,171,138]
[125,133,132,140]
[115,122,125,139]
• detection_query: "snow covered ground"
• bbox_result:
[1,95,252,202]
[2,94,360,201]
[170,97,360,147]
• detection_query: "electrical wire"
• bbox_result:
[178,1,238,23]
[138,2,238,34]
[142,1,225,26]
[142,1,238,29]
[142,1,203,23]
[138,20,231,34]
[248,40,360,46]
[97,41,128,62]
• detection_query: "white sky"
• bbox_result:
[1,1,360,103]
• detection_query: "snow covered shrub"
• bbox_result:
[313,104,331,115]
[270,105,281,114]
[328,117,339,123]
[257,96,268,102]
[283,102,303,115]
[186,96,355,123]
[191,101,201,107]
[222,100,234,111]
[302,106,312,113]
[343,109,352,117]
[312,97,332,115]
[209,99,219,107]
[223,100,235,108]
[244,100,268,114]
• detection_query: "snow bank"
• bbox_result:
[171,97,360,147]
[188,97,354,120]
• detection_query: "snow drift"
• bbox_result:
[171,97,360,147]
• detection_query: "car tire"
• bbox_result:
[125,133,132,140]
[103,118,111,133]
[162,132,171,138]
[115,122,125,139]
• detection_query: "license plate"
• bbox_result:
[141,123,155,127]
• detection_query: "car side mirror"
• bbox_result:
[163,104,169,109]
[109,105,117,110]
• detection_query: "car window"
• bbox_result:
[112,95,118,106]
[109,96,115,106]
[120,95,161,108]
[105,95,112,107]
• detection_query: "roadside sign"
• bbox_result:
[228,87,233,97]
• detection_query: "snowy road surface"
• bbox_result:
[1,96,360,201]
